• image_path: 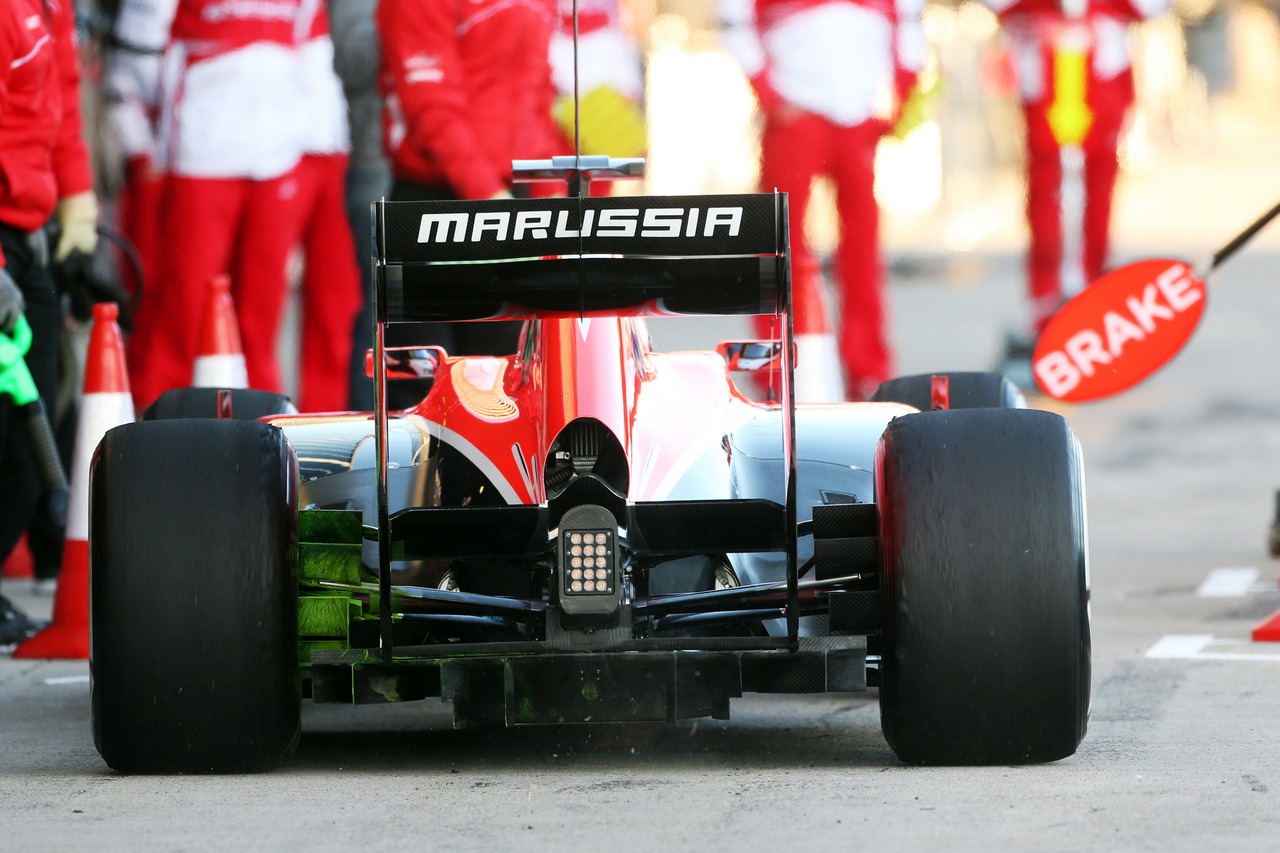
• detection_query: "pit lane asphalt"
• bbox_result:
[5,144,1280,849]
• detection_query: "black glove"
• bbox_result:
[0,266,24,334]
[51,251,134,333]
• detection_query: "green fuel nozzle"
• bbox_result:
[1,316,69,527]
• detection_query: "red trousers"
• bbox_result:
[756,112,890,398]
[1022,75,1131,331]
[129,169,302,409]
[293,153,362,412]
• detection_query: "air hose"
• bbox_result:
[0,316,69,527]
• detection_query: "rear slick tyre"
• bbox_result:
[140,387,297,421]
[91,419,300,773]
[876,408,1090,765]
[871,371,1026,411]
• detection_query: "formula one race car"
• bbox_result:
[88,162,1090,773]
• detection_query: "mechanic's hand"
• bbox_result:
[0,266,24,334]
[54,191,100,263]
[489,190,513,200]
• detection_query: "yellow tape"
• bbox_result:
[1047,49,1093,146]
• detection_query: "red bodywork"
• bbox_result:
[412,316,754,505]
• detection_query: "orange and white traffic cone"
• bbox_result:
[15,303,135,659]
[192,274,248,389]
[791,257,843,403]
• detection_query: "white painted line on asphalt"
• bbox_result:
[1147,634,1280,662]
[1196,567,1259,597]
[43,675,89,686]
[1147,634,1213,658]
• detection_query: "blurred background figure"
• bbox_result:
[39,0,1274,419]
[985,0,1170,387]
[718,0,926,401]
[289,0,363,413]
[100,0,162,320]
[329,0,391,411]
[548,0,648,175]
[1,0,98,646]
[376,0,557,357]
[109,0,308,411]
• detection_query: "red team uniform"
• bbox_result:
[547,0,645,164]
[720,0,925,401]
[109,0,310,409]
[377,0,556,357]
[985,0,1167,334]
[0,0,93,250]
[378,0,557,202]
[290,0,362,412]
[548,0,643,108]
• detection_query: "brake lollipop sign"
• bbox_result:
[1033,259,1205,402]
[1034,199,1280,402]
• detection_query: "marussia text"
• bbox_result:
[417,207,745,243]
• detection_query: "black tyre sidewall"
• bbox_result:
[141,387,298,421]
[877,408,1090,765]
[871,372,1026,411]
[91,419,300,773]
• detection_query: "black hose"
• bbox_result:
[19,398,69,528]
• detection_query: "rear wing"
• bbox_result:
[373,193,789,321]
